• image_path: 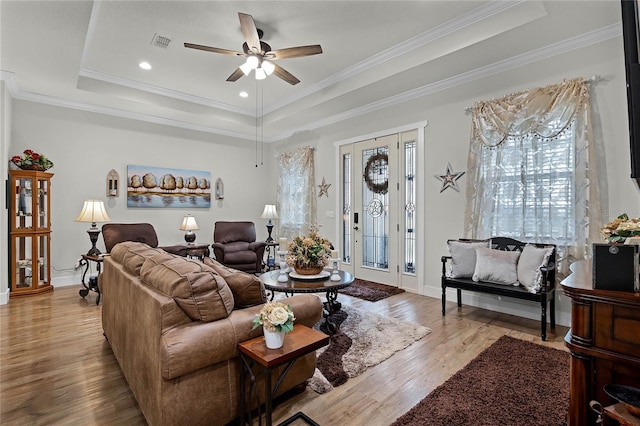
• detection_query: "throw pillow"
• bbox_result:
[140,256,234,322]
[472,247,521,286]
[204,257,266,308]
[517,244,554,293]
[447,240,490,278]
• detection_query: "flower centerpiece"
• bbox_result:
[252,301,296,349]
[286,227,332,275]
[10,149,54,171]
[601,213,640,244]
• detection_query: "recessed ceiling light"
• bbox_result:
[239,91,248,98]
[139,61,152,70]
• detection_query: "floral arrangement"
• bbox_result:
[252,302,295,333]
[11,149,54,171]
[601,213,640,243]
[286,227,332,270]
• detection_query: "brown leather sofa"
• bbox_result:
[212,221,266,273]
[99,241,323,426]
[102,222,200,257]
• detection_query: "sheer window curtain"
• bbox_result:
[276,147,317,239]
[464,78,605,277]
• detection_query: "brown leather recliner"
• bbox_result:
[102,223,191,256]
[212,221,266,273]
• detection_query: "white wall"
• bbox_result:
[1,81,12,304]
[9,101,275,288]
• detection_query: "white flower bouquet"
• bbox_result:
[252,302,295,333]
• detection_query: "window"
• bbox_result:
[477,123,575,243]
[276,147,316,239]
[465,78,605,276]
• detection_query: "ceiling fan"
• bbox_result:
[184,12,322,85]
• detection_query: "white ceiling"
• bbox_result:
[0,1,623,142]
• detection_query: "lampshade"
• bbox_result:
[74,200,111,224]
[179,215,199,231]
[260,205,278,220]
[262,60,275,76]
[255,67,266,80]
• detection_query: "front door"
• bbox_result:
[339,130,419,289]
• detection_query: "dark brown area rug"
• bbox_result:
[391,335,569,426]
[338,278,405,302]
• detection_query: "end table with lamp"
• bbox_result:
[75,199,111,304]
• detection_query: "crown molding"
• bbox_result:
[275,23,621,141]
[1,23,621,143]
[78,68,254,116]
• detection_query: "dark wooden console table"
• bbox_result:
[561,260,640,426]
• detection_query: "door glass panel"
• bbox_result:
[14,235,33,289]
[38,234,48,286]
[15,177,33,230]
[342,153,352,264]
[362,147,389,269]
[404,140,416,274]
[37,178,49,229]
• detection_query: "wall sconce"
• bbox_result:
[107,169,119,197]
[75,200,111,256]
[179,214,199,243]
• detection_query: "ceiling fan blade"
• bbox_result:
[270,45,323,60]
[184,43,243,56]
[226,68,245,82]
[272,63,300,85]
[238,13,261,54]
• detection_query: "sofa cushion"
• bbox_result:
[140,256,234,322]
[517,244,554,293]
[472,247,521,286]
[447,239,490,278]
[203,257,266,308]
[110,241,172,276]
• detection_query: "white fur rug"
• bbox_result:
[307,305,431,393]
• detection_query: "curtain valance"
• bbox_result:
[471,78,590,147]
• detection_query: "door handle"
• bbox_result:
[353,225,359,231]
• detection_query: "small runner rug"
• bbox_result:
[391,335,570,426]
[338,278,405,302]
[307,305,430,394]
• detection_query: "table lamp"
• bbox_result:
[179,214,199,243]
[75,200,111,256]
[260,204,278,242]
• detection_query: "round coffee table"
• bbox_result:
[259,270,354,334]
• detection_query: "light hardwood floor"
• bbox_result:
[0,285,568,426]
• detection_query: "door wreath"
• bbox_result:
[363,152,389,194]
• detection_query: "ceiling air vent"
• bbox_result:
[150,33,171,49]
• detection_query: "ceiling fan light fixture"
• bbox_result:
[255,67,266,80]
[246,55,259,69]
[239,62,253,76]
[262,60,275,76]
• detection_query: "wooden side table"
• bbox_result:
[604,403,640,426]
[238,325,329,426]
[79,254,103,305]
[182,243,210,260]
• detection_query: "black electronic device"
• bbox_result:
[621,0,640,187]
[592,243,639,291]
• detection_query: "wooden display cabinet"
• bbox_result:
[9,170,53,297]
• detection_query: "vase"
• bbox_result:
[263,326,285,349]
[294,265,323,275]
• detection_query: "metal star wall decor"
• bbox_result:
[435,162,465,192]
[318,177,331,197]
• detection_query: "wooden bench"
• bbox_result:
[441,237,556,341]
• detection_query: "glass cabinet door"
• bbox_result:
[36,176,50,230]
[13,175,34,231]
